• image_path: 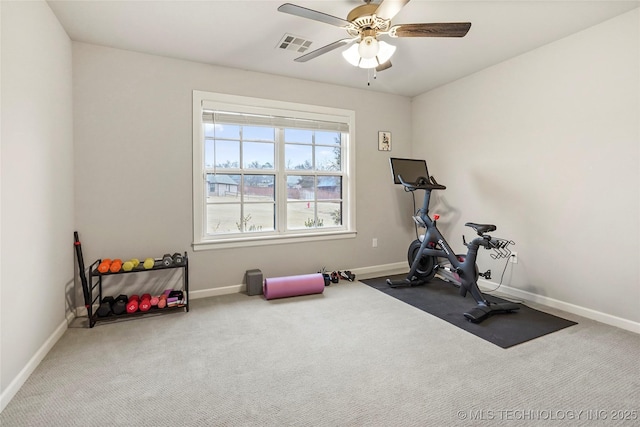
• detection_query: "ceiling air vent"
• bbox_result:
[277,34,312,53]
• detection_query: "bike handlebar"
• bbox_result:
[397,174,447,191]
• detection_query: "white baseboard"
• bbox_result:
[190,284,243,299]
[71,262,640,333]
[478,279,640,334]
[0,319,68,413]
[349,262,408,280]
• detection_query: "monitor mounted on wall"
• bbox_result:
[389,158,429,185]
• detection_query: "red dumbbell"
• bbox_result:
[126,295,139,313]
[139,294,151,312]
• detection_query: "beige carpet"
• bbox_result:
[1,281,639,426]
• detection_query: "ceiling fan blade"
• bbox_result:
[389,22,472,38]
[375,0,411,20]
[278,3,351,28]
[294,38,356,63]
[375,60,392,72]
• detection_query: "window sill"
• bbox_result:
[192,230,357,251]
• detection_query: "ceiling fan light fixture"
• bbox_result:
[376,40,396,64]
[342,44,361,67]
[342,39,396,69]
[358,36,379,59]
[358,57,379,69]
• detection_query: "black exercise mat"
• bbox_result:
[361,274,577,348]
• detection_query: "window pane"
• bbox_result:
[243,142,274,169]
[215,140,240,168]
[206,203,240,234]
[285,144,312,170]
[243,126,274,141]
[285,128,312,144]
[316,131,341,146]
[287,202,319,229]
[243,175,275,201]
[206,174,240,200]
[318,202,342,227]
[315,146,341,171]
[287,175,315,201]
[243,204,275,232]
[204,139,215,168]
[215,124,240,139]
[196,92,353,244]
[317,176,342,200]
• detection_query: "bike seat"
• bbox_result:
[465,222,496,235]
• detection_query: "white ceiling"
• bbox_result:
[47,0,639,97]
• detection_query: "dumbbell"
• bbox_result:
[157,294,167,309]
[96,296,115,317]
[172,253,185,266]
[112,295,128,315]
[109,259,123,273]
[126,295,139,313]
[150,295,160,307]
[122,258,140,272]
[161,254,173,267]
[157,289,172,309]
[143,258,154,269]
[97,259,112,273]
[139,294,152,312]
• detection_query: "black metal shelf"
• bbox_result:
[90,262,185,276]
[89,304,187,325]
[87,252,189,328]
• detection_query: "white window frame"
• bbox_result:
[192,90,356,250]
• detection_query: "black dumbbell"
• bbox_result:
[172,252,185,266]
[161,254,173,267]
[96,296,115,317]
[112,294,128,315]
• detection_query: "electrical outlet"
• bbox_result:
[509,252,518,264]
[372,238,378,248]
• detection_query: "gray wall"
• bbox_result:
[411,9,639,325]
[0,0,74,405]
[72,42,414,296]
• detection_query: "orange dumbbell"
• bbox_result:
[109,259,122,273]
[97,259,112,273]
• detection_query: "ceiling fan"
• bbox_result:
[278,0,471,72]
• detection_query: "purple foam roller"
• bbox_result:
[263,273,325,300]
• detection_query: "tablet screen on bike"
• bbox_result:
[389,158,429,185]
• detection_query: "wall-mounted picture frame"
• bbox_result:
[378,131,391,151]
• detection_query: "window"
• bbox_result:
[193,91,356,250]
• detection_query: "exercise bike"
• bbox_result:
[386,163,520,323]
